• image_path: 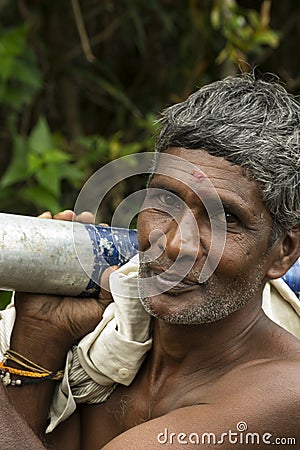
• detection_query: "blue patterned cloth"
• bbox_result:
[282,259,300,297]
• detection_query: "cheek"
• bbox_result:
[216,237,264,279]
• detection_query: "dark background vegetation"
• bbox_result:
[0,0,299,305]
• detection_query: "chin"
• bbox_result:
[139,288,253,326]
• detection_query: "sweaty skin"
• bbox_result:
[8,149,300,450]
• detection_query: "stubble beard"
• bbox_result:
[138,263,265,326]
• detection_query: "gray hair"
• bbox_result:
[155,73,300,233]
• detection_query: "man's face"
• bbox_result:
[137,147,275,325]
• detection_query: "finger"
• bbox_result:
[53,210,76,221]
[38,211,52,219]
[75,211,95,224]
[99,265,119,302]
[98,222,109,227]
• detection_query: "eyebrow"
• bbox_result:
[147,180,181,200]
[147,178,182,195]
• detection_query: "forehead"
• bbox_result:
[151,147,267,213]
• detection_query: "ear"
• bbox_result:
[266,227,300,279]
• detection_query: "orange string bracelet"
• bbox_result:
[0,361,50,378]
[0,363,63,386]
[0,350,64,386]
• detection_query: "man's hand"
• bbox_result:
[14,209,115,349]
[14,270,114,351]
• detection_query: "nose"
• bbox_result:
[163,209,201,262]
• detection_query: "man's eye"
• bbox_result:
[144,190,182,211]
[211,210,239,225]
[160,193,181,209]
[224,211,239,224]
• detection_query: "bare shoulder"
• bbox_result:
[102,355,300,450]
[102,397,300,450]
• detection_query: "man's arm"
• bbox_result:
[7,292,106,437]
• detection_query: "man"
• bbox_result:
[3,73,300,449]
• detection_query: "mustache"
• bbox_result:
[139,256,206,285]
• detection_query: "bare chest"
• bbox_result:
[105,379,200,427]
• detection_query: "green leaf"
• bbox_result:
[254,30,279,48]
[0,24,28,58]
[28,117,53,154]
[28,149,71,173]
[35,164,61,196]
[58,165,83,185]
[27,153,42,173]
[22,185,61,213]
[0,136,28,187]
[43,149,72,164]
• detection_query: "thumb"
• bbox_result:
[98,265,119,305]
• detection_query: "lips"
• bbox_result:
[142,264,200,294]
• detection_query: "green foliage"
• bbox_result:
[1,117,83,213]
[0,23,42,112]
[0,1,286,212]
[77,114,157,168]
[211,0,280,64]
